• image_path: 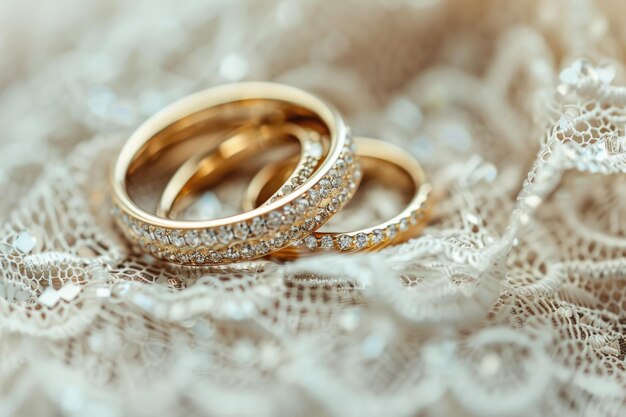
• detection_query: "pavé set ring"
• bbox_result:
[111,82,431,265]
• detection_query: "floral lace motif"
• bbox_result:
[1,0,625,416]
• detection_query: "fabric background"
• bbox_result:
[1,1,626,416]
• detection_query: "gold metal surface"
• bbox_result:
[110,82,357,265]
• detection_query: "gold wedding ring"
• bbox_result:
[160,135,431,258]
[111,82,359,265]
[244,137,431,257]
[157,123,326,219]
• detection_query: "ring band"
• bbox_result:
[111,82,359,265]
[157,123,326,218]
[243,137,431,257]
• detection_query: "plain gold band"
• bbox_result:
[157,122,326,219]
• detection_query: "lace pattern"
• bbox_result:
[1,0,626,416]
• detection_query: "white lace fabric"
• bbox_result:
[1,0,626,416]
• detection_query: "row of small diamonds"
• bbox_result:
[113,137,359,264]
[268,132,324,201]
[269,153,322,202]
[119,154,356,249]
[299,208,427,252]
[182,156,359,263]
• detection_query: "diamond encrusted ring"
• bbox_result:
[110,82,359,265]
[242,137,432,257]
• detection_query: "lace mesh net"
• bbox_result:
[1,0,626,416]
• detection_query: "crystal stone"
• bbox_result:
[201,230,217,246]
[169,231,185,247]
[266,212,283,229]
[304,235,318,250]
[371,229,384,245]
[184,230,201,246]
[154,228,169,244]
[338,235,353,250]
[320,235,334,249]
[218,226,234,244]
[355,233,368,249]
[295,198,309,214]
[233,223,249,240]
[250,218,267,236]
